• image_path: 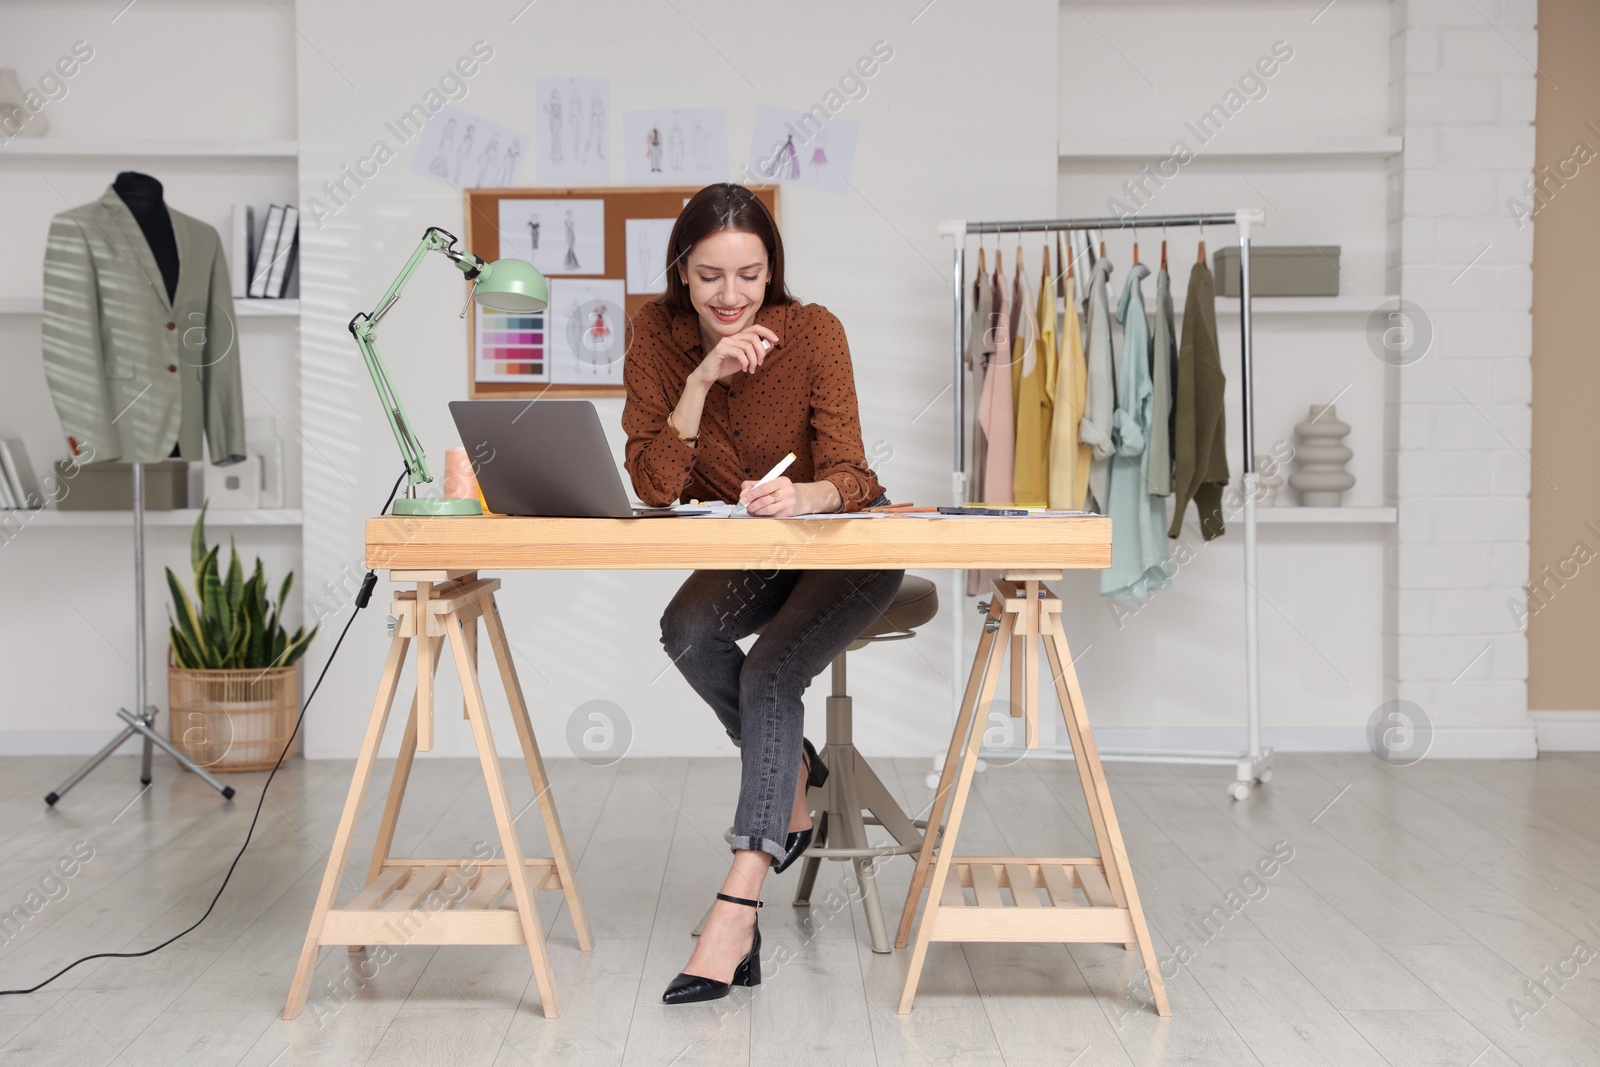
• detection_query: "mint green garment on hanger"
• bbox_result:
[1080,256,1115,513]
[1101,263,1172,599]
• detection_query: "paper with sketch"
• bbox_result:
[546,278,626,384]
[498,198,605,277]
[536,77,610,184]
[745,105,857,193]
[410,105,529,189]
[623,106,728,185]
[625,217,677,294]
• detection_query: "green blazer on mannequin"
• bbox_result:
[42,186,247,466]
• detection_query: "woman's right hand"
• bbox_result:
[689,325,781,389]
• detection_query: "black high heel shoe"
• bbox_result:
[772,737,829,875]
[662,892,763,1004]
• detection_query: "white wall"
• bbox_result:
[0,1,302,753]
[292,0,1061,760]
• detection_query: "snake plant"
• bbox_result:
[166,504,317,670]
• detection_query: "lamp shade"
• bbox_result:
[473,257,548,313]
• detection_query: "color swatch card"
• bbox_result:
[474,305,548,383]
[547,278,626,384]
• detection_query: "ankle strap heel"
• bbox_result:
[715,892,764,909]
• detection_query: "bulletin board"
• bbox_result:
[463,185,781,399]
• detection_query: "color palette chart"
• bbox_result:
[474,306,548,383]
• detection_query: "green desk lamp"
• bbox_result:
[349,225,547,516]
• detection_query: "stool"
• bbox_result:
[696,575,939,954]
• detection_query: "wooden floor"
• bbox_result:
[1,750,1598,1065]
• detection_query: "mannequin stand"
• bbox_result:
[45,462,236,805]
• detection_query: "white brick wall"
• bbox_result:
[1387,0,1537,757]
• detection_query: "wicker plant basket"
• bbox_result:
[168,661,300,772]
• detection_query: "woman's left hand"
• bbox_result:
[740,475,802,517]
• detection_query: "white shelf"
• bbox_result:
[1218,296,1387,316]
[4,508,302,528]
[1059,136,1402,160]
[0,139,297,159]
[0,297,298,316]
[1254,507,1396,524]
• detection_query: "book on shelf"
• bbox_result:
[229,204,255,300]
[0,438,44,510]
[248,204,286,299]
[264,205,298,298]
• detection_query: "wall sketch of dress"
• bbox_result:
[569,92,583,161]
[646,127,663,173]
[634,229,655,288]
[563,209,579,270]
[585,92,605,160]
[783,135,800,179]
[527,214,540,252]
[453,123,476,185]
[809,143,828,171]
[667,124,684,171]
[475,134,499,187]
[495,141,520,185]
[545,92,562,162]
[583,304,612,373]
[429,119,456,178]
[691,123,707,169]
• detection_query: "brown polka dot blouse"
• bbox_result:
[622,299,886,512]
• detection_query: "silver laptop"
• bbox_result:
[448,400,684,518]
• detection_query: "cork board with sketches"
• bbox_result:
[463,185,780,398]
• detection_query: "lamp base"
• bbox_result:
[392,498,483,517]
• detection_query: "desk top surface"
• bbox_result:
[366,514,1111,572]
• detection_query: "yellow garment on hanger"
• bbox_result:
[1013,271,1057,505]
[1048,269,1090,510]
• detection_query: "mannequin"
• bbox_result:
[112,172,183,456]
[112,171,179,303]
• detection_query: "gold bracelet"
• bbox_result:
[667,411,698,444]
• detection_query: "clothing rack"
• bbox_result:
[936,209,1271,799]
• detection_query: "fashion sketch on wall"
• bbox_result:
[497,198,605,277]
[623,106,727,185]
[536,76,609,184]
[410,105,528,189]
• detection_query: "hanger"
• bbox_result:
[1161,220,1168,270]
[1061,230,1074,280]
[1041,231,1051,283]
[1132,226,1140,268]
[1197,220,1206,266]
[977,239,986,275]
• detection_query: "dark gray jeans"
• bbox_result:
[660,555,905,865]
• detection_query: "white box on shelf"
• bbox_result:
[189,456,262,509]
[245,416,284,508]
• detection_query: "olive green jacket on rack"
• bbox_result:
[41,187,247,467]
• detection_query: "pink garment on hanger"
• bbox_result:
[979,264,1015,504]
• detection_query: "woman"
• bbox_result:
[622,183,903,1005]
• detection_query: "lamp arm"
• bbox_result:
[348,226,486,490]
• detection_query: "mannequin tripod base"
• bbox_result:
[44,705,236,806]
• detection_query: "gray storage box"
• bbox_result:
[1214,245,1341,297]
[53,459,190,510]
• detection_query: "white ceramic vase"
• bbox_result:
[1288,404,1355,506]
[0,69,46,138]
[1253,454,1284,506]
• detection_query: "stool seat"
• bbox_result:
[852,575,938,644]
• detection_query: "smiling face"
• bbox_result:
[679,229,770,343]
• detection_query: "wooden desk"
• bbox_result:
[285,514,1168,1019]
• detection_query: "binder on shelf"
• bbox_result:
[266,205,299,298]
[229,204,256,300]
[0,461,16,509]
[0,438,44,509]
[249,204,286,299]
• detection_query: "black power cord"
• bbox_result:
[0,470,408,998]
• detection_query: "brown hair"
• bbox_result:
[658,183,793,314]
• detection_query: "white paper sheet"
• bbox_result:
[625,217,677,294]
[498,198,605,277]
[535,77,610,184]
[410,105,530,189]
[546,278,626,384]
[744,105,858,193]
[623,106,728,185]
